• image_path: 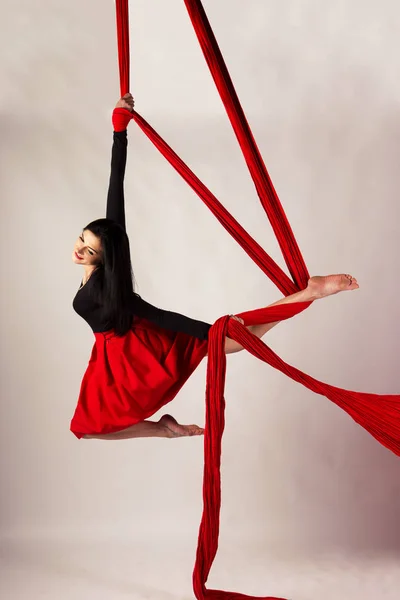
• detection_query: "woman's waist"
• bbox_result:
[93,317,166,341]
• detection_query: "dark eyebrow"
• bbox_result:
[82,231,99,254]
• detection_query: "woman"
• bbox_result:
[70,93,359,441]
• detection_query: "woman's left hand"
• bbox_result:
[116,93,135,112]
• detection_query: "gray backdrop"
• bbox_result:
[1,1,400,598]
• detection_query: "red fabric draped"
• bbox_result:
[114,2,400,599]
[115,0,130,98]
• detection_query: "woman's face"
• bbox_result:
[72,229,102,266]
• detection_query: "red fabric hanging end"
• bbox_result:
[193,313,289,600]
[194,312,400,600]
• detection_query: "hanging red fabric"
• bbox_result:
[114,2,400,599]
[115,0,130,97]
[182,0,309,291]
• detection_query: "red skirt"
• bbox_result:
[70,318,208,438]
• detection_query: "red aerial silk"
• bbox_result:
[114,1,400,598]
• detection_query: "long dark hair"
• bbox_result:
[85,218,137,336]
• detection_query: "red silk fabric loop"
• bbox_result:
[112,107,133,132]
[114,2,400,599]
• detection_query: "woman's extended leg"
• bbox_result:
[225,273,359,354]
[84,274,359,440]
[84,415,204,440]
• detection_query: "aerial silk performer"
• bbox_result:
[70,93,357,443]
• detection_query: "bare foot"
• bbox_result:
[159,414,204,439]
[307,274,359,300]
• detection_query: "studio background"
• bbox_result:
[1,1,400,598]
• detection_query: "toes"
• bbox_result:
[343,274,358,288]
[166,422,204,438]
[189,425,204,436]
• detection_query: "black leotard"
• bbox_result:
[72,130,211,340]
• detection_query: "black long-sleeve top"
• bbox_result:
[73,130,211,340]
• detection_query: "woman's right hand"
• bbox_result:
[115,93,134,112]
[230,315,244,325]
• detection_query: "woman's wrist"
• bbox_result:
[112,107,133,132]
[113,93,135,131]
